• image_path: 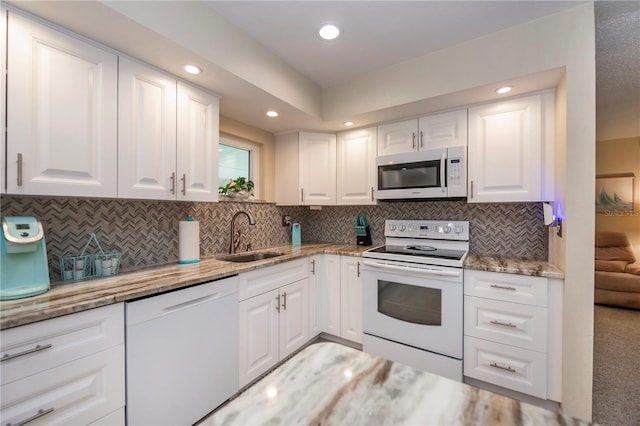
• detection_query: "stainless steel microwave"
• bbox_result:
[376,146,467,200]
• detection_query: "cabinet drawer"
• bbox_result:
[464,270,547,307]
[464,336,547,399]
[1,344,125,426]
[464,296,547,352]
[1,304,124,385]
[239,258,308,301]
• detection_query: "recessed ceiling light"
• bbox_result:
[184,64,202,75]
[496,86,513,94]
[266,110,279,118]
[319,24,341,40]
[344,121,355,127]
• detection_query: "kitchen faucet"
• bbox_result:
[229,211,257,253]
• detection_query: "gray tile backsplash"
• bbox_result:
[1,195,547,280]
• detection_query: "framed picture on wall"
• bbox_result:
[596,173,635,213]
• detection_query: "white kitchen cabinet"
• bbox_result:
[0,304,125,426]
[467,93,555,203]
[340,256,363,344]
[337,127,377,205]
[463,269,563,402]
[275,131,336,205]
[1,8,6,194]
[319,254,342,336]
[377,109,467,156]
[176,81,220,202]
[119,61,219,202]
[6,11,118,198]
[308,255,322,337]
[238,259,310,387]
[118,57,177,200]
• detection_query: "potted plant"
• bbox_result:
[219,177,255,199]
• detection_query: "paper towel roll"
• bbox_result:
[178,220,200,264]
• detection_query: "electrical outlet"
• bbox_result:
[282,215,291,227]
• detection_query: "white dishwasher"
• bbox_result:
[126,276,239,426]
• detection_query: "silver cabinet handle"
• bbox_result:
[170,172,176,195]
[490,284,517,291]
[371,187,374,202]
[420,131,424,148]
[440,152,446,193]
[282,292,287,310]
[17,153,23,186]
[9,407,54,426]
[310,259,316,275]
[470,180,473,198]
[275,294,280,312]
[181,174,186,196]
[300,188,304,203]
[490,320,517,328]
[1,344,52,362]
[412,132,416,149]
[357,261,361,278]
[490,363,516,373]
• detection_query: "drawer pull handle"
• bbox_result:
[275,294,280,312]
[490,362,516,373]
[180,174,186,196]
[310,259,316,275]
[17,153,23,186]
[490,320,517,328]
[282,292,287,310]
[490,284,517,291]
[9,407,54,426]
[1,344,52,362]
[170,172,176,195]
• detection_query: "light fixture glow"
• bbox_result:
[266,386,278,399]
[319,24,341,40]
[496,86,512,94]
[266,110,279,118]
[184,65,202,75]
[344,121,355,127]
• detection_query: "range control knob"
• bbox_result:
[399,224,406,232]
[455,226,464,234]
[443,226,452,233]
[388,223,396,231]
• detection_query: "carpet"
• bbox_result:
[592,304,640,426]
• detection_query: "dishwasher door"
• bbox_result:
[126,276,239,426]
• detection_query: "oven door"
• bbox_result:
[362,259,463,359]
[376,149,447,199]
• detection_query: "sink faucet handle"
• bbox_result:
[246,243,252,252]
[233,230,241,251]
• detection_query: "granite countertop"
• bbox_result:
[0,243,369,330]
[202,342,587,426]
[0,243,563,330]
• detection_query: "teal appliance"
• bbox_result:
[1,216,50,300]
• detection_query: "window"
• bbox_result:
[218,135,261,198]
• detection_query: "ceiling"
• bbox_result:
[5,1,638,138]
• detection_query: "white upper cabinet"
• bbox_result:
[176,81,220,202]
[118,58,177,200]
[275,131,336,206]
[467,93,554,203]
[377,119,418,156]
[6,12,118,198]
[1,8,6,194]
[377,109,467,156]
[337,127,377,205]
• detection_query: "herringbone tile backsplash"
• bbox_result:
[1,195,547,280]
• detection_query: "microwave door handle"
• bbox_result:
[440,152,446,193]
[362,260,461,277]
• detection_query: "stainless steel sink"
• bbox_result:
[216,251,284,263]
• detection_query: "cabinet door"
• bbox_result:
[298,132,336,205]
[239,289,279,388]
[418,109,467,150]
[6,13,117,197]
[118,57,177,200]
[1,9,6,194]
[377,119,418,156]
[279,279,309,359]
[176,81,219,202]
[467,95,542,202]
[320,254,342,336]
[337,127,377,205]
[308,255,322,338]
[340,257,363,344]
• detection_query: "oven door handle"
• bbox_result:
[362,259,461,277]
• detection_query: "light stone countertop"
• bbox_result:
[0,244,562,330]
[202,341,587,426]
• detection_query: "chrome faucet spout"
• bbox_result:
[229,211,257,253]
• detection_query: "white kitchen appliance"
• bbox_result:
[362,219,469,381]
[376,146,467,200]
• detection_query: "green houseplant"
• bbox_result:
[219,177,255,198]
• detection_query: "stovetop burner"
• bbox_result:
[366,245,466,261]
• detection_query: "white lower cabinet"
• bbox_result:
[340,256,363,344]
[308,255,322,337]
[319,254,342,336]
[239,259,309,388]
[0,304,125,426]
[463,269,563,401]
